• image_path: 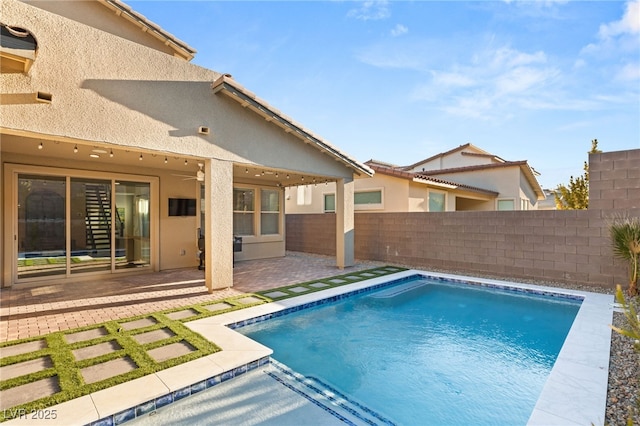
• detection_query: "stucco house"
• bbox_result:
[0,0,372,291]
[286,143,544,213]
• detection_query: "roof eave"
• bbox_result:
[211,75,373,177]
[100,0,197,61]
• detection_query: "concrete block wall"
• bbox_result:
[287,209,637,288]
[286,149,640,289]
[589,149,640,210]
[285,213,336,256]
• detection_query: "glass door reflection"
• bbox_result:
[17,175,67,279]
[115,181,151,269]
[70,178,112,274]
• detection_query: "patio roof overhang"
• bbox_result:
[211,74,374,179]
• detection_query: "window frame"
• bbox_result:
[497,198,516,211]
[323,192,336,213]
[428,189,447,212]
[232,184,284,242]
[354,188,384,211]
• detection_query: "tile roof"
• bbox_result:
[366,161,500,197]
[403,143,494,171]
[418,161,545,199]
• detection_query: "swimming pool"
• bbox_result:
[238,276,581,425]
[123,270,612,426]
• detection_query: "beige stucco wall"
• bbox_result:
[1,0,354,181]
[286,172,499,213]
[409,147,493,172]
[2,0,362,286]
[23,0,186,59]
[433,167,537,210]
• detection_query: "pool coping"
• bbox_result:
[212,269,613,426]
[218,269,614,426]
[6,270,611,426]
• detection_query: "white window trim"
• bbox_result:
[260,188,282,237]
[427,189,447,212]
[323,192,336,213]
[497,198,516,211]
[354,188,384,211]
[233,184,284,243]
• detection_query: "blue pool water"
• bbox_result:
[239,277,581,425]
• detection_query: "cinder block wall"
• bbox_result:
[589,149,640,210]
[286,149,640,289]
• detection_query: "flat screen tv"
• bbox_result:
[168,198,197,216]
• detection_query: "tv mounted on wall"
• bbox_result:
[168,198,197,216]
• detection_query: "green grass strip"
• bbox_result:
[0,265,405,422]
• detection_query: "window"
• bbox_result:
[324,193,336,213]
[497,199,515,211]
[520,199,530,210]
[355,190,382,205]
[260,189,280,235]
[428,191,446,212]
[233,188,254,235]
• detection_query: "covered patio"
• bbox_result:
[0,252,385,343]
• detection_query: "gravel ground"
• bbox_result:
[607,306,640,425]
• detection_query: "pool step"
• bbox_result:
[268,360,396,426]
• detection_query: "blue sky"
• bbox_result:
[129,0,639,189]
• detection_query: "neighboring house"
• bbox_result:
[0,0,372,290]
[286,143,544,213]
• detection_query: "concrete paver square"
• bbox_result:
[64,327,108,344]
[344,276,361,280]
[289,287,309,293]
[202,302,233,313]
[0,376,60,410]
[309,282,330,288]
[0,356,53,381]
[81,356,137,385]
[236,296,263,305]
[328,278,347,284]
[1,340,47,358]
[119,317,158,331]
[132,328,176,345]
[147,341,196,363]
[263,291,288,298]
[72,340,122,362]
[165,309,199,321]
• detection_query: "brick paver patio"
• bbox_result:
[0,252,384,343]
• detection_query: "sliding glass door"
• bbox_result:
[13,168,153,282]
[17,175,67,279]
[70,178,112,274]
[115,181,150,270]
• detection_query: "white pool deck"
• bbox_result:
[6,269,613,426]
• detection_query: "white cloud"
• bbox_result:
[391,24,408,37]
[598,0,640,39]
[432,72,475,88]
[347,0,390,21]
[615,62,640,81]
[409,45,571,120]
[582,0,640,55]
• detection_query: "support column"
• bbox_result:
[335,177,355,269]
[204,158,233,292]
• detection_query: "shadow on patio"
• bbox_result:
[0,252,384,343]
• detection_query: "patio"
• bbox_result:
[0,252,385,343]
